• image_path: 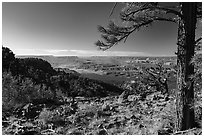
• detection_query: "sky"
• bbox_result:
[2,2,202,56]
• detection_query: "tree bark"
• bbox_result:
[176,2,197,131]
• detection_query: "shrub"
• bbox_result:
[2,72,55,116]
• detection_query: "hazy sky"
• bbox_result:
[2,2,202,56]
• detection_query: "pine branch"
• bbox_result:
[153,17,177,23]
[195,37,202,44]
[95,19,154,50]
[124,16,177,23]
[195,37,202,51]
[96,2,184,51]
[109,2,118,18]
[124,6,182,18]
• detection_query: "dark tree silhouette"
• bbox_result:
[2,46,15,72]
[96,2,201,131]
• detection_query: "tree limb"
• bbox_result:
[153,17,177,23]
[173,128,197,135]
[195,37,202,44]
[121,13,177,24]
[124,6,182,18]
[109,2,118,18]
[118,19,153,42]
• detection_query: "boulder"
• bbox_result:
[118,90,129,103]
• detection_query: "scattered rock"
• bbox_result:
[127,95,139,102]
[102,103,110,111]
[118,90,129,103]
[98,129,108,135]
[3,90,181,135]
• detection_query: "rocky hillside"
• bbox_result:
[2,90,202,135]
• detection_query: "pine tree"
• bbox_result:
[95,2,201,131]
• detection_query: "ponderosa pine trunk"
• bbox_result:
[176,2,197,131]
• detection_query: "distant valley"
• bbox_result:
[16,55,177,86]
[16,55,177,68]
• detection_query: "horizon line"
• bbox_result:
[16,54,177,57]
[13,49,176,57]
